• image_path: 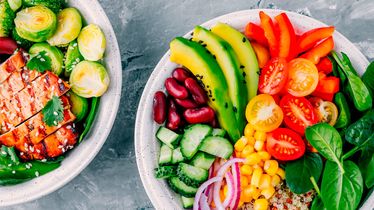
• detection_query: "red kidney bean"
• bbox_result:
[166,98,181,130]
[183,107,215,124]
[165,77,189,99]
[184,78,208,105]
[172,68,190,82]
[0,37,18,55]
[175,98,199,109]
[153,91,167,124]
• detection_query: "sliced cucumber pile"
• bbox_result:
[154,124,233,208]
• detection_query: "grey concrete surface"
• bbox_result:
[7,0,374,209]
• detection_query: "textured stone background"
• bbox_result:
[6,0,374,209]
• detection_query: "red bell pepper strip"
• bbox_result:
[274,13,297,60]
[297,26,335,54]
[311,72,340,101]
[244,22,269,47]
[259,11,278,57]
[316,57,333,74]
[301,36,334,64]
[311,91,335,101]
[251,42,270,68]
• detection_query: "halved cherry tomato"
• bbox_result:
[301,37,334,64]
[244,22,269,47]
[260,11,278,57]
[280,94,318,135]
[286,58,319,97]
[271,94,280,105]
[274,13,297,60]
[297,26,335,53]
[266,128,306,161]
[246,94,283,132]
[258,58,288,95]
[251,42,270,68]
[309,97,338,126]
[316,57,333,74]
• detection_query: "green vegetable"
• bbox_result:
[22,0,63,13]
[333,92,351,129]
[0,0,15,37]
[69,61,110,98]
[0,146,61,185]
[7,0,21,11]
[156,126,181,149]
[171,147,184,164]
[311,196,326,210]
[168,176,198,198]
[42,96,64,127]
[158,143,172,165]
[154,166,176,179]
[77,24,106,61]
[11,28,33,49]
[177,163,208,188]
[79,97,100,143]
[180,124,212,160]
[14,6,57,42]
[181,196,194,209]
[285,153,323,194]
[190,152,215,170]
[321,160,363,210]
[47,8,82,47]
[359,150,374,188]
[344,110,374,151]
[68,91,88,122]
[26,50,52,73]
[29,42,64,75]
[362,61,374,100]
[64,40,84,77]
[199,136,233,159]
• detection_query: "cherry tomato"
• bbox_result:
[286,58,319,97]
[280,94,318,135]
[258,58,288,95]
[309,97,338,126]
[266,128,306,161]
[245,94,283,132]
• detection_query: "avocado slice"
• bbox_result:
[211,22,260,101]
[170,37,240,141]
[192,26,247,133]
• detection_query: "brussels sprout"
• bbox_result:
[70,61,110,98]
[7,0,21,11]
[64,40,84,77]
[68,91,88,122]
[22,0,63,13]
[0,0,15,37]
[29,43,63,75]
[77,24,106,61]
[47,8,82,47]
[11,28,33,49]
[14,6,57,42]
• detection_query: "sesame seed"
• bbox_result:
[66,125,72,129]
[29,146,34,152]
[20,152,24,155]
[41,159,47,162]
[36,149,40,153]
[35,131,39,137]
[35,171,39,177]
[8,164,11,167]
[58,79,62,83]
[64,139,68,145]
[24,143,28,148]
[53,111,58,116]
[40,125,44,129]
[1,151,7,155]
[12,170,16,174]
[40,58,45,62]
[58,145,63,149]
[53,121,57,125]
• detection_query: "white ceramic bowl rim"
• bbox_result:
[135,9,373,210]
[0,0,122,206]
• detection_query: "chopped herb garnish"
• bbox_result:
[42,96,64,127]
[26,51,52,73]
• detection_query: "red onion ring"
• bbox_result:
[230,162,241,210]
[222,171,234,207]
[193,177,222,210]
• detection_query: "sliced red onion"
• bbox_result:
[199,194,210,210]
[194,177,222,210]
[222,171,234,207]
[205,164,215,204]
[230,162,241,210]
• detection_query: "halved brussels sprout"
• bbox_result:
[77,24,106,61]
[0,0,15,37]
[29,43,63,75]
[23,0,63,13]
[47,8,82,47]
[7,0,22,11]
[70,61,110,98]
[14,5,57,42]
[64,40,84,77]
[68,91,88,122]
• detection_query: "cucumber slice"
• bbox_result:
[211,128,226,137]
[180,124,212,160]
[168,177,198,198]
[156,126,181,149]
[171,147,184,164]
[199,136,233,159]
[190,152,215,170]
[155,166,176,179]
[159,144,172,165]
[181,196,194,209]
[177,163,208,187]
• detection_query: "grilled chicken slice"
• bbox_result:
[0,96,76,148]
[19,123,78,160]
[0,71,70,133]
[0,50,27,83]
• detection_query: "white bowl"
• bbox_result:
[0,0,122,206]
[135,9,373,209]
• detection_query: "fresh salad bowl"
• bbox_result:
[0,0,121,206]
[136,9,374,210]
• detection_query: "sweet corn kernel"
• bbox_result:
[236,152,242,158]
[240,165,253,176]
[264,160,279,176]
[242,144,255,157]
[271,174,281,187]
[241,175,249,188]
[247,136,256,145]
[261,186,275,199]
[238,201,244,208]
[251,168,263,187]
[235,136,247,152]
[277,168,285,179]
[242,187,252,202]
[258,151,271,160]
[253,164,261,169]
[245,153,261,165]
[247,185,261,200]
[254,140,265,151]
[244,124,255,137]
[259,174,271,190]
[254,198,269,210]
[254,131,267,142]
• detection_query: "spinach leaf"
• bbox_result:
[359,150,374,188]
[285,153,323,194]
[311,196,326,210]
[362,61,374,100]
[305,123,343,165]
[334,92,351,129]
[321,160,363,210]
[345,110,374,150]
